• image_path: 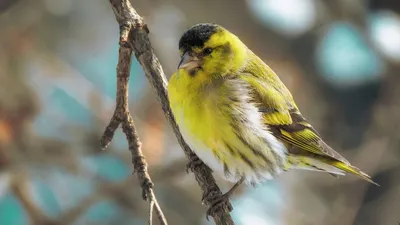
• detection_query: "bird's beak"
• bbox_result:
[178,52,200,70]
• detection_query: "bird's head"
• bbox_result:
[177,23,247,79]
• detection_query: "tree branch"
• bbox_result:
[100,1,168,225]
[103,0,235,224]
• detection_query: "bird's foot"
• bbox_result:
[203,177,244,220]
[185,155,203,173]
[204,191,233,220]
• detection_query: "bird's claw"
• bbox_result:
[185,155,203,173]
[204,193,233,220]
[203,178,244,219]
[201,187,219,204]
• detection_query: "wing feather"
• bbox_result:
[236,54,376,184]
[239,73,349,164]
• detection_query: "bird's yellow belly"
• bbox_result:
[173,97,287,184]
[174,100,228,172]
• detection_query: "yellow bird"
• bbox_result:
[168,23,377,214]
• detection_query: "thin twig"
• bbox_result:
[101,1,168,224]
[105,0,235,224]
[152,193,167,224]
[148,201,154,225]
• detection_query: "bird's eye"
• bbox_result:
[203,48,212,55]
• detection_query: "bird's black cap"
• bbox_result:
[178,23,220,53]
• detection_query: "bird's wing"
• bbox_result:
[239,74,350,164]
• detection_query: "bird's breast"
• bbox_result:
[173,100,228,175]
[169,77,288,184]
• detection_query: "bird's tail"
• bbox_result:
[286,155,379,186]
[327,160,379,186]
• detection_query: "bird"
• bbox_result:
[167,23,378,215]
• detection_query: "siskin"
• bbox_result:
[168,23,378,214]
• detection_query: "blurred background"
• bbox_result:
[0,0,399,224]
